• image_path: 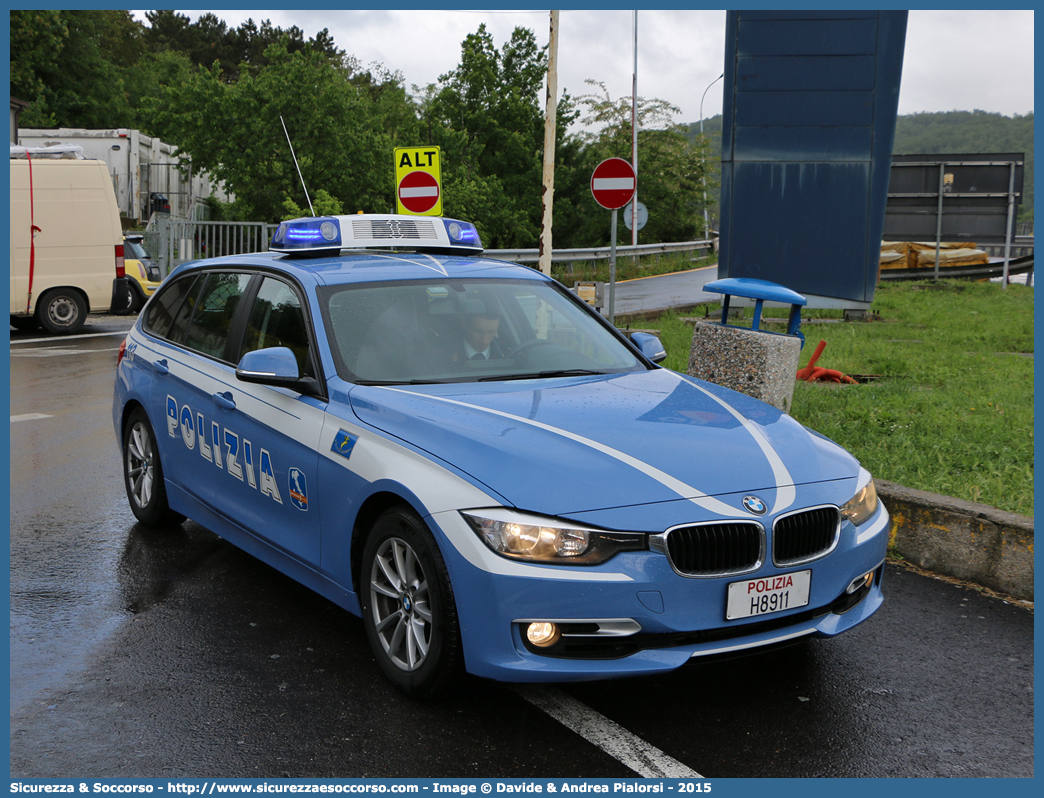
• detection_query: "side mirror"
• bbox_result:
[629,332,668,364]
[236,347,305,388]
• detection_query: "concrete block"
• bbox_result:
[878,480,1034,601]
[688,321,801,412]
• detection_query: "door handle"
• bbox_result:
[213,391,236,411]
[152,358,169,375]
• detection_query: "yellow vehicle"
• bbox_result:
[122,236,161,312]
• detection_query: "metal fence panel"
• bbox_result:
[148,217,278,277]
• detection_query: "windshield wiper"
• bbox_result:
[478,369,603,382]
[355,378,459,386]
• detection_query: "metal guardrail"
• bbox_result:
[144,225,1033,279]
[144,217,716,277]
[982,235,1034,259]
[485,239,715,264]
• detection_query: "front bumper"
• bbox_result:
[429,504,890,682]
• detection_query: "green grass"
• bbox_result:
[631,281,1035,516]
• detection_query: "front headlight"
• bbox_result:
[462,509,646,565]
[840,472,879,526]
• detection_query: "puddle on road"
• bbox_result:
[10,500,222,713]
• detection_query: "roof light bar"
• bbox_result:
[443,219,481,248]
[270,218,342,257]
[270,214,483,257]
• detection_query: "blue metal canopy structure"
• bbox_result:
[717,10,908,307]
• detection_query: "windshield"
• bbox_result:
[124,239,151,260]
[318,278,646,384]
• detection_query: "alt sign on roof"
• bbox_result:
[395,146,442,216]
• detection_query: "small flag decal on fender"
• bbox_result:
[332,430,359,460]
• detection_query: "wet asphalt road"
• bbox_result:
[7,313,1034,779]
[611,265,718,319]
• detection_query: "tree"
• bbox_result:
[150,43,419,222]
[142,11,346,83]
[11,10,146,129]
[420,25,566,248]
[9,10,69,119]
[573,80,715,244]
[282,188,344,220]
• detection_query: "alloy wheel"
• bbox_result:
[368,537,432,671]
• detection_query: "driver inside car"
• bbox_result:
[453,310,503,363]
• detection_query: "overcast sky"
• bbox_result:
[139,9,1034,126]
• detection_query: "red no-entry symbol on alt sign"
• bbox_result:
[591,157,636,210]
[398,170,441,214]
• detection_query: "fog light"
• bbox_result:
[526,622,561,648]
[846,571,874,594]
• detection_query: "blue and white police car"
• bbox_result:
[114,213,889,697]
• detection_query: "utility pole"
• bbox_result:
[538,10,560,277]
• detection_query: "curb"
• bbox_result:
[877,480,1034,601]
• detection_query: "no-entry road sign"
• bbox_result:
[398,170,441,215]
[591,158,636,210]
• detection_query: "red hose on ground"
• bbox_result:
[796,340,858,384]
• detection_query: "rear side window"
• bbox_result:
[144,274,199,339]
[144,271,253,362]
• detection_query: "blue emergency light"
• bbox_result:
[443,219,480,247]
[270,218,342,256]
[271,214,483,257]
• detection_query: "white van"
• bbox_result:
[10,149,130,334]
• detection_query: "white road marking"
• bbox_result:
[11,413,54,423]
[10,330,130,345]
[515,685,703,778]
[11,347,119,357]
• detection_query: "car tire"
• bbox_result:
[123,407,185,527]
[36,289,87,335]
[124,283,141,314]
[360,507,463,698]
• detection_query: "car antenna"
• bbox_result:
[280,115,315,216]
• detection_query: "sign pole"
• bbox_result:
[609,208,618,324]
[1002,161,1015,288]
[589,156,636,326]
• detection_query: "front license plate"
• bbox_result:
[726,570,812,620]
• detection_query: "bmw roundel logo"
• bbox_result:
[742,495,767,515]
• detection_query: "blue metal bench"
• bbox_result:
[703,277,806,342]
